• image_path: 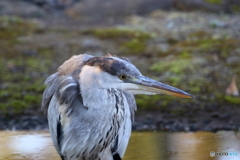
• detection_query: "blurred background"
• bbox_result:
[0,0,240,132]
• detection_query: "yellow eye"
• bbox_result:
[119,75,127,80]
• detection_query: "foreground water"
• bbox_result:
[0,131,239,160]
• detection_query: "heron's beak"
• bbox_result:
[129,76,193,98]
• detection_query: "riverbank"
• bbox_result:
[1,105,240,132]
[0,4,240,132]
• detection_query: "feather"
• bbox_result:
[41,54,93,113]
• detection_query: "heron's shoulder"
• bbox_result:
[58,54,94,76]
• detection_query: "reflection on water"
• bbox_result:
[0,131,59,160]
[0,131,240,160]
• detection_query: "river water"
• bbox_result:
[0,131,239,160]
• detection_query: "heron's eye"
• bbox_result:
[119,74,127,80]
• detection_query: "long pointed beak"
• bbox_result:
[130,76,194,98]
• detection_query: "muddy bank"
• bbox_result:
[1,105,240,132]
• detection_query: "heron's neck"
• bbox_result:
[82,86,114,108]
[79,66,115,108]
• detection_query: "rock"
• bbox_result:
[201,119,212,125]
[209,19,227,28]
[23,0,47,6]
[0,116,48,130]
[174,123,185,131]
[0,0,46,18]
[211,112,221,118]
[172,0,222,12]
[66,0,173,18]
[220,113,231,119]
[81,38,102,50]
[22,50,38,56]
[189,124,198,131]
[166,21,175,29]
[222,0,240,13]
[23,0,80,9]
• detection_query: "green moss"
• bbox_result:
[151,59,192,74]
[26,83,46,93]
[0,22,55,116]
[169,36,240,60]
[168,76,182,86]
[178,51,192,58]
[81,27,152,55]
[189,86,201,93]
[38,47,54,56]
[224,96,240,105]
[171,107,185,116]
[121,39,146,54]
[82,28,151,40]
[0,90,10,98]
[8,100,26,109]
[232,5,240,12]
[24,95,40,104]
[2,100,28,114]
[0,16,36,39]
[205,0,222,4]
[136,95,158,110]
[198,40,213,50]
[11,93,22,99]
[188,31,211,39]
[136,94,174,110]
[166,37,179,45]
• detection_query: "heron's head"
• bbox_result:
[81,56,193,98]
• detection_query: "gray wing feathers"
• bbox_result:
[47,95,62,155]
[42,73,59,113]
[41,54,93,158]
[41,54,93,113]
[44,76,80,156]
[42,74,79,113]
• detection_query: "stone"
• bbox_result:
[0,0,46,18]
[66,0,173,18]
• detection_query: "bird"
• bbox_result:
[41,54,193,160]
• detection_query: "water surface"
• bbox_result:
[0,131,239,160]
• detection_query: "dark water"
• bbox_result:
[0,131,239,160]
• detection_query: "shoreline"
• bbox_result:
[1,110,239,132]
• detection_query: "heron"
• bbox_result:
[42,54,193,160]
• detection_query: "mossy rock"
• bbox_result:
[165,35,240,69]
[205,0,222,5]
[224,96,240,105]
[232,5,240,12]
[188,31,212,40]
[0,16,36,39]
[121,39,147,54]
[0,35,55,115]
[24,95,41,104]
[136,94,177,110]
[81,28,151,40]
[151,57,206,75]
[0,100,27,114]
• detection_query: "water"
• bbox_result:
[0,131,240,160]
